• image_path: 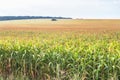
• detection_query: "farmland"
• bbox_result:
[0,19,120,80]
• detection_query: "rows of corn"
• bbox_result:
[0,31,120,80]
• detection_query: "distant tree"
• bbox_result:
[51,18,57,21]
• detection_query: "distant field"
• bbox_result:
[0,19,120,31]
[0,19,120,80]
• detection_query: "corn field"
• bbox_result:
[0,30,120,80]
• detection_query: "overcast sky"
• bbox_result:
[0,0,120,18]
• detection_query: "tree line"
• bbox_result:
[0,16,72,21]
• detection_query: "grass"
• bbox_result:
[0,19,120,80]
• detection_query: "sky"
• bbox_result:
[0,0,120,19]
